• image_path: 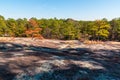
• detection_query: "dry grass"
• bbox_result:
[83,40,104,45]
[0,37,15,42]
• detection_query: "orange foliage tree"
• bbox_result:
[25,18,44,39]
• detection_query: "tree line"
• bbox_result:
[0,15,120,41]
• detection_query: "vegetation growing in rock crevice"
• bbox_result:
[0,15,120,41]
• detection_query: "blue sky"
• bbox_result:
[0,0,120,20]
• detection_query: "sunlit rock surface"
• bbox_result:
[0,38,120,80]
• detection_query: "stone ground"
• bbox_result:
[0,37,120,80]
